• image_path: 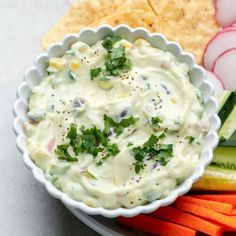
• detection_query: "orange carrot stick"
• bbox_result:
[225,209,236,216]
[191,194,236,207]
[117,214,196,236]
[174,200,236,230]
[150,206,223,236]
[178,195,234,214]
[232,209,236,215]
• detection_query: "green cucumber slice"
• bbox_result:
[192,165,236,191]
[212,146,236,170]
[219,130,236,147]
[218,90,231,111]
[218,105,236,141]
[218,91,236,126]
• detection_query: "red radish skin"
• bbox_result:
[206,71,224,98]
[220,27,236,33]
[213,48,236,90]
[47,137,56,152]
[203,30,236,70]
[215,0,236,28]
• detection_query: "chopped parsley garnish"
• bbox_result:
[55,114,139,165]
[130,133,172,174]
[102,34,122,51]
[90,34,132,81]
[151,117,163,126]
[90,67,101,80]
[104,115,139,136]
[55,123,120,164]
[54,144,78,162]
[185,136,195,144]
[96,143,120,166]
[105,46,132,76]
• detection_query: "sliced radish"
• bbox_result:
[215,0,236,27]
[206,71,224,98]
[47,137,56,152]
[203,30,236,71]
[213,48,236,90]
[220,26,236,32]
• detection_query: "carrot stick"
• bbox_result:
[219,192,236,195]
[178,195,233,214]
[117,214,196,236]
[174,200,236,230]
[191,194,236,207]
[150,206,223,236]
[232,209,236,215]
[225,209,236,216]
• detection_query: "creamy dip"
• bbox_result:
[25,36,209,209]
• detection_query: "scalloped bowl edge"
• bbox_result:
[13,25,220,218]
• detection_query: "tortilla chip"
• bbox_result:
[41,0,127,49]
[147,0,219,63]
[88,0,158,32]
[42,0,219,64]
[88,9,158,32]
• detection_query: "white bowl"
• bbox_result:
[13,25,220,218]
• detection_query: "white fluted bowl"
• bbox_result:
[13,25,220,218]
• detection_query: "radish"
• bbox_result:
[220,26,236,32]
[206,71,224,98]
[203,30,236,71]
[213,48,236,90]
[215,0,236,28]
[47,137,56,152]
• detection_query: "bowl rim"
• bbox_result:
[13,24,220,218]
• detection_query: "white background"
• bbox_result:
[0,1,99,235]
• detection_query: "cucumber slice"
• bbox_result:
[192,165,236,191]
[218,105,236,140]
[218,90,231,111]
[219,130,236,147]
[212,146,236,170]
[218,91,236,126]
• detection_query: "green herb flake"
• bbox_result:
[135,162,144,175]
[105,46,132,76]
[102,34,122,51]
[68,70,76,80]
[103,115,139,136]
[131,133,172,174]
[55,121,120,164]
[84,170,97,180]
[151,117,163,126]
[88,35,132,81]
[90,67,101,80]
[66,123,82,155]
[55,144,78,162]
[185,136,195,144]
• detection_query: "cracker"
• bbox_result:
[88,10,158,32]
[148,0,219,63]
[88,0,158,32]
[42,0,219,64]
[41,0,126,49]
